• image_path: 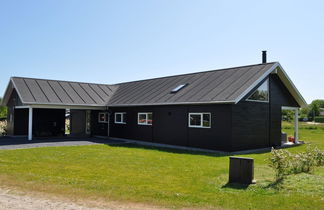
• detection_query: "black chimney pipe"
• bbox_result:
[262,51,267,63]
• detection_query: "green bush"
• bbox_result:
[268,146,324,181]
[315,116,324,123]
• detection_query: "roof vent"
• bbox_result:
[171,83,188,93]
[262,51,267,63]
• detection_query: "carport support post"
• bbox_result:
[28,107,33,140]
[294,108,299,143]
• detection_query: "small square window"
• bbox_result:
[115,112,126,124]
[98,112,108,123]
[188,113,211,128]
[138,112,152,125]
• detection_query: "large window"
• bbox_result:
[247,79,269,102]
[138,112,152,125]
[98,112,108,123]
[115,112,126,124]
[188,113,211,128]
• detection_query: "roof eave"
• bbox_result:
[234,62,307,108]
[107,100,236,107]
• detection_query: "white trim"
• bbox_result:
[98,112,108,123]
[14,106,30,109]
[294,109,299,143]
[114,112,126,124]
[282,106,299,143]
[236,62,307,108]
[235,63,278,104]
[137,112,152,125]
[245,78,269,103]
[29,104,106,110]
[282,106,299,110]
[276,63,307,108]
[188,113,211,128]
[28,107,33,140]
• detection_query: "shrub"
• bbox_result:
[268,146,324,181]
[0,120,7,136]
[315,116,324,123]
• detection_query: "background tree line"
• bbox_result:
[282,99,324,122]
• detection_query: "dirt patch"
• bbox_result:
[0,187,167,210]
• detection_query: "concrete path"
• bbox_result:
[0,136,125,150]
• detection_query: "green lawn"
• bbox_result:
[0,122,323,209]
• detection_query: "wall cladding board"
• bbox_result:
[91,110,108,136]
[109,104,232,150]
[269,74,299,146]
[231,101,270,151]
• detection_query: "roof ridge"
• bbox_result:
[115,62,278,85]
[11,76,117,87]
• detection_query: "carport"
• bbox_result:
[2,77,115,140]
[13,105,104,140]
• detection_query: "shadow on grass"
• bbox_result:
[221,182,250,190]
[0,135,293,157]
[108,142,228,157]
[106,140,279,158]
[263,178,284,190]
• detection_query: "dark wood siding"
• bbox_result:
[91,110,108,136]
[187,105,231,150]
[13,108,28,135]
[110,107,153,142]
[7,89,23,135]
[269,74,299,146]
[109,104,232,151]
[231,102,270,151]
[153,106,188,146]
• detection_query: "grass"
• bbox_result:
[0,122,323,209]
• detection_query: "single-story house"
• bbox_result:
[1,56,307,151]
[320,108,324,116]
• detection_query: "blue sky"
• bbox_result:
[0,0,323,103]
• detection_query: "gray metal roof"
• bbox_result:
[108,62,277,106]
[2,62,307,107]
[10,77,118,106]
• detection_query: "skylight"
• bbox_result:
[171,84,188,93]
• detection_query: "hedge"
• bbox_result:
[315,116,324,123]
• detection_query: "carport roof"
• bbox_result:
[2,62,307,108]
[4,77,118,107]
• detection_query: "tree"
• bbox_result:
[282,110,294,122]
[0,98,7,119]
[311,99,324,108]
[309,101,320,117]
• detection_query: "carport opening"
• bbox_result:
[281,107,299,145]
[65,109,70,135]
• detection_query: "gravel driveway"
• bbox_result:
[0,136,125,150]
[0,188,166,210]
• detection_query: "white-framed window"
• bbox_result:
[246,78,269,102]
[138,112,152,125]
[188,113,211,128]
[98,112,108,123]
[114,112,126,124]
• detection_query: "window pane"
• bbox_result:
[116,114,122,122]
[99,113,106,122]
[190,114,201,126]
[138,114,147,124]
[147,113,152,124]
[248,79,269,101]
[203,114,210,127]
